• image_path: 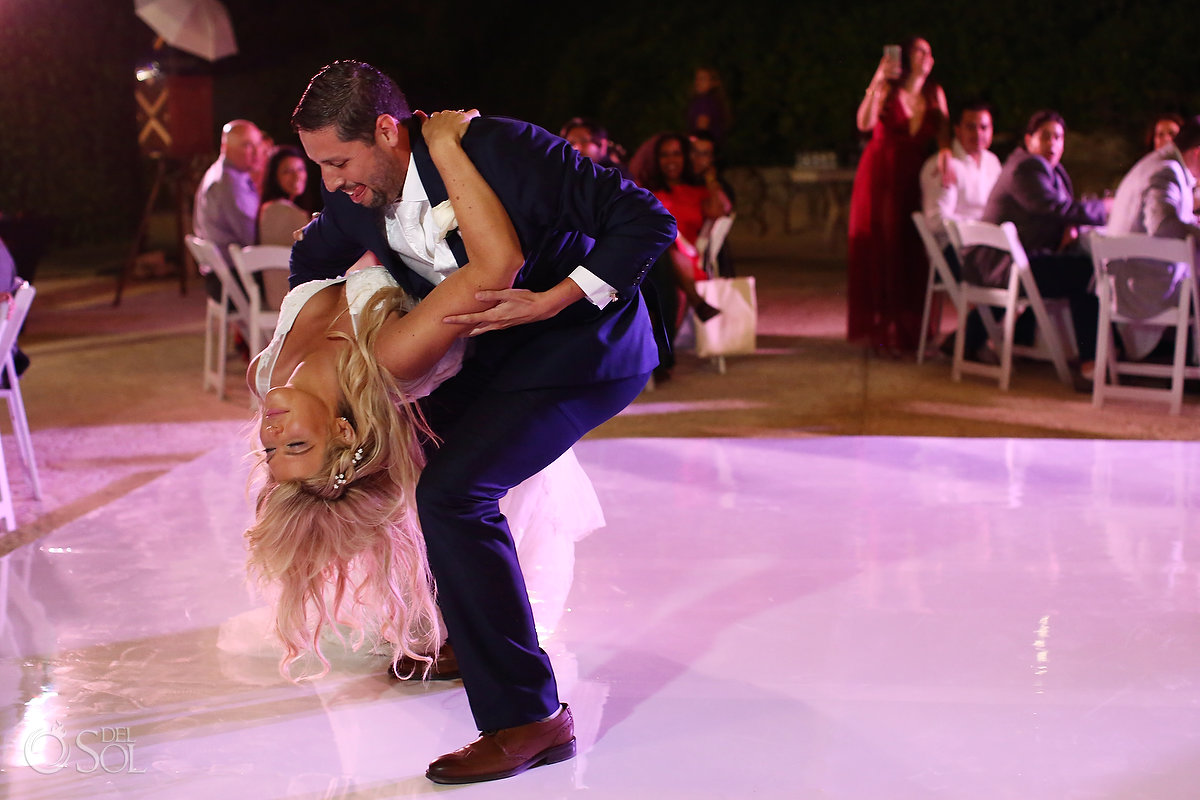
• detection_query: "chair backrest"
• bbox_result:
[694,214,736,278]
[1089,232,1193,269]
[0,281,36,362]
[228,244,291,276]
[228,244,291,311]
[911,212,956,278]
[700,213,736,277]
[185,234,251,317]
[184,234,222,278]
[947,219,1030,271]
[940,219,1027,291]
[1089,232,1196,329]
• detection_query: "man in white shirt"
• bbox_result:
[920,102,1002,260]
[919,103,1002,357]
[1105,114,1200,359]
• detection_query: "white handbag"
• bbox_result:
[691,276,757,358]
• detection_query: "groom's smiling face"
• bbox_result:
[300,117,408,209]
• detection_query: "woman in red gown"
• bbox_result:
[847,37,948,355]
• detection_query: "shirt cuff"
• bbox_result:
[569,266,618,309]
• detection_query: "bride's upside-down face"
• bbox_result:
[259,386,354,482]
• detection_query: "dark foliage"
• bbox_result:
[1,0,1197,245]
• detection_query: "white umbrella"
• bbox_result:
[134,0,237,62]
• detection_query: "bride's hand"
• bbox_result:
[417,108,480,150]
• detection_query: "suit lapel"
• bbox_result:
[1054,163,1073,199]
[407,118,469,268]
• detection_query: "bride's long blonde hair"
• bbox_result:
[245,285,442,680]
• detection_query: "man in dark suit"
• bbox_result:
[289,61,675,784]
[966,109,1110,376]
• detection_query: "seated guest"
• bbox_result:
[966,110,1110,379]
[920,102,1001,259]
[631,131,731,380]
[919,102,1002,358]
[560,117,631,179]
[688,130,736,277]
[630,132,731,314]
[193,119,265,303]
[257,145,318,246]
[1105,114,1200,359]
[1145,112,1184,153]
[688,131,734,201]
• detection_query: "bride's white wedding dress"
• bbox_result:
[220,268,603,663]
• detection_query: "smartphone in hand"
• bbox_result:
[883,44,901,65]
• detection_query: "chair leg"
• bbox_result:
[999,301,1016,391]
[1191,283,1200,365]
[248,312,264,362]
[0,432,16,532]
[1169,290,1190,415]
[203,303,216,392]
[1093,292,1111,409]
[918,266,937,365]
[215,316,229,401]
[0,556,8,649]
[1021,275,1072,386]
[4,359,40,499]
[952,293,969,382]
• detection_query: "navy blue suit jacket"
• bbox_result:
[290,116,676,390]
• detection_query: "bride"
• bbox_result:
[238,110,601,680]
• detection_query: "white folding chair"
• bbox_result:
[691,213,747,375]
[1088,233,1199,414]
[185,235,250,401]
[912,212,964,365]
[697,213,737,280]
[946,219,1073,390]
[227,244,291,359]
[0,281,42,531]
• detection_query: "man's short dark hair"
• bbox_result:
[1173,115,1200,152]
[559,117,607,141]
[291,60,411,144]
[955,101,992,126]
[1025,109,1066,137]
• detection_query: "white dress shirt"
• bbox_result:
[919,140,1003,249]
[382,154,616,307]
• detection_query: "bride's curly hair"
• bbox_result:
[245,286,442,680]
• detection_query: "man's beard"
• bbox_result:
[359,186,389,209]
[357,162,404,209]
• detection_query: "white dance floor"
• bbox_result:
[2,434,1200,798]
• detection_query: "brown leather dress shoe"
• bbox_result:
[386,640,460,681]
[426,704,576,784]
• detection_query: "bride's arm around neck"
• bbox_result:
[374,110,524,381]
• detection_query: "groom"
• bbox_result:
[288,60,675,784]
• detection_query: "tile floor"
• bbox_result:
[2,434,1199,799]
